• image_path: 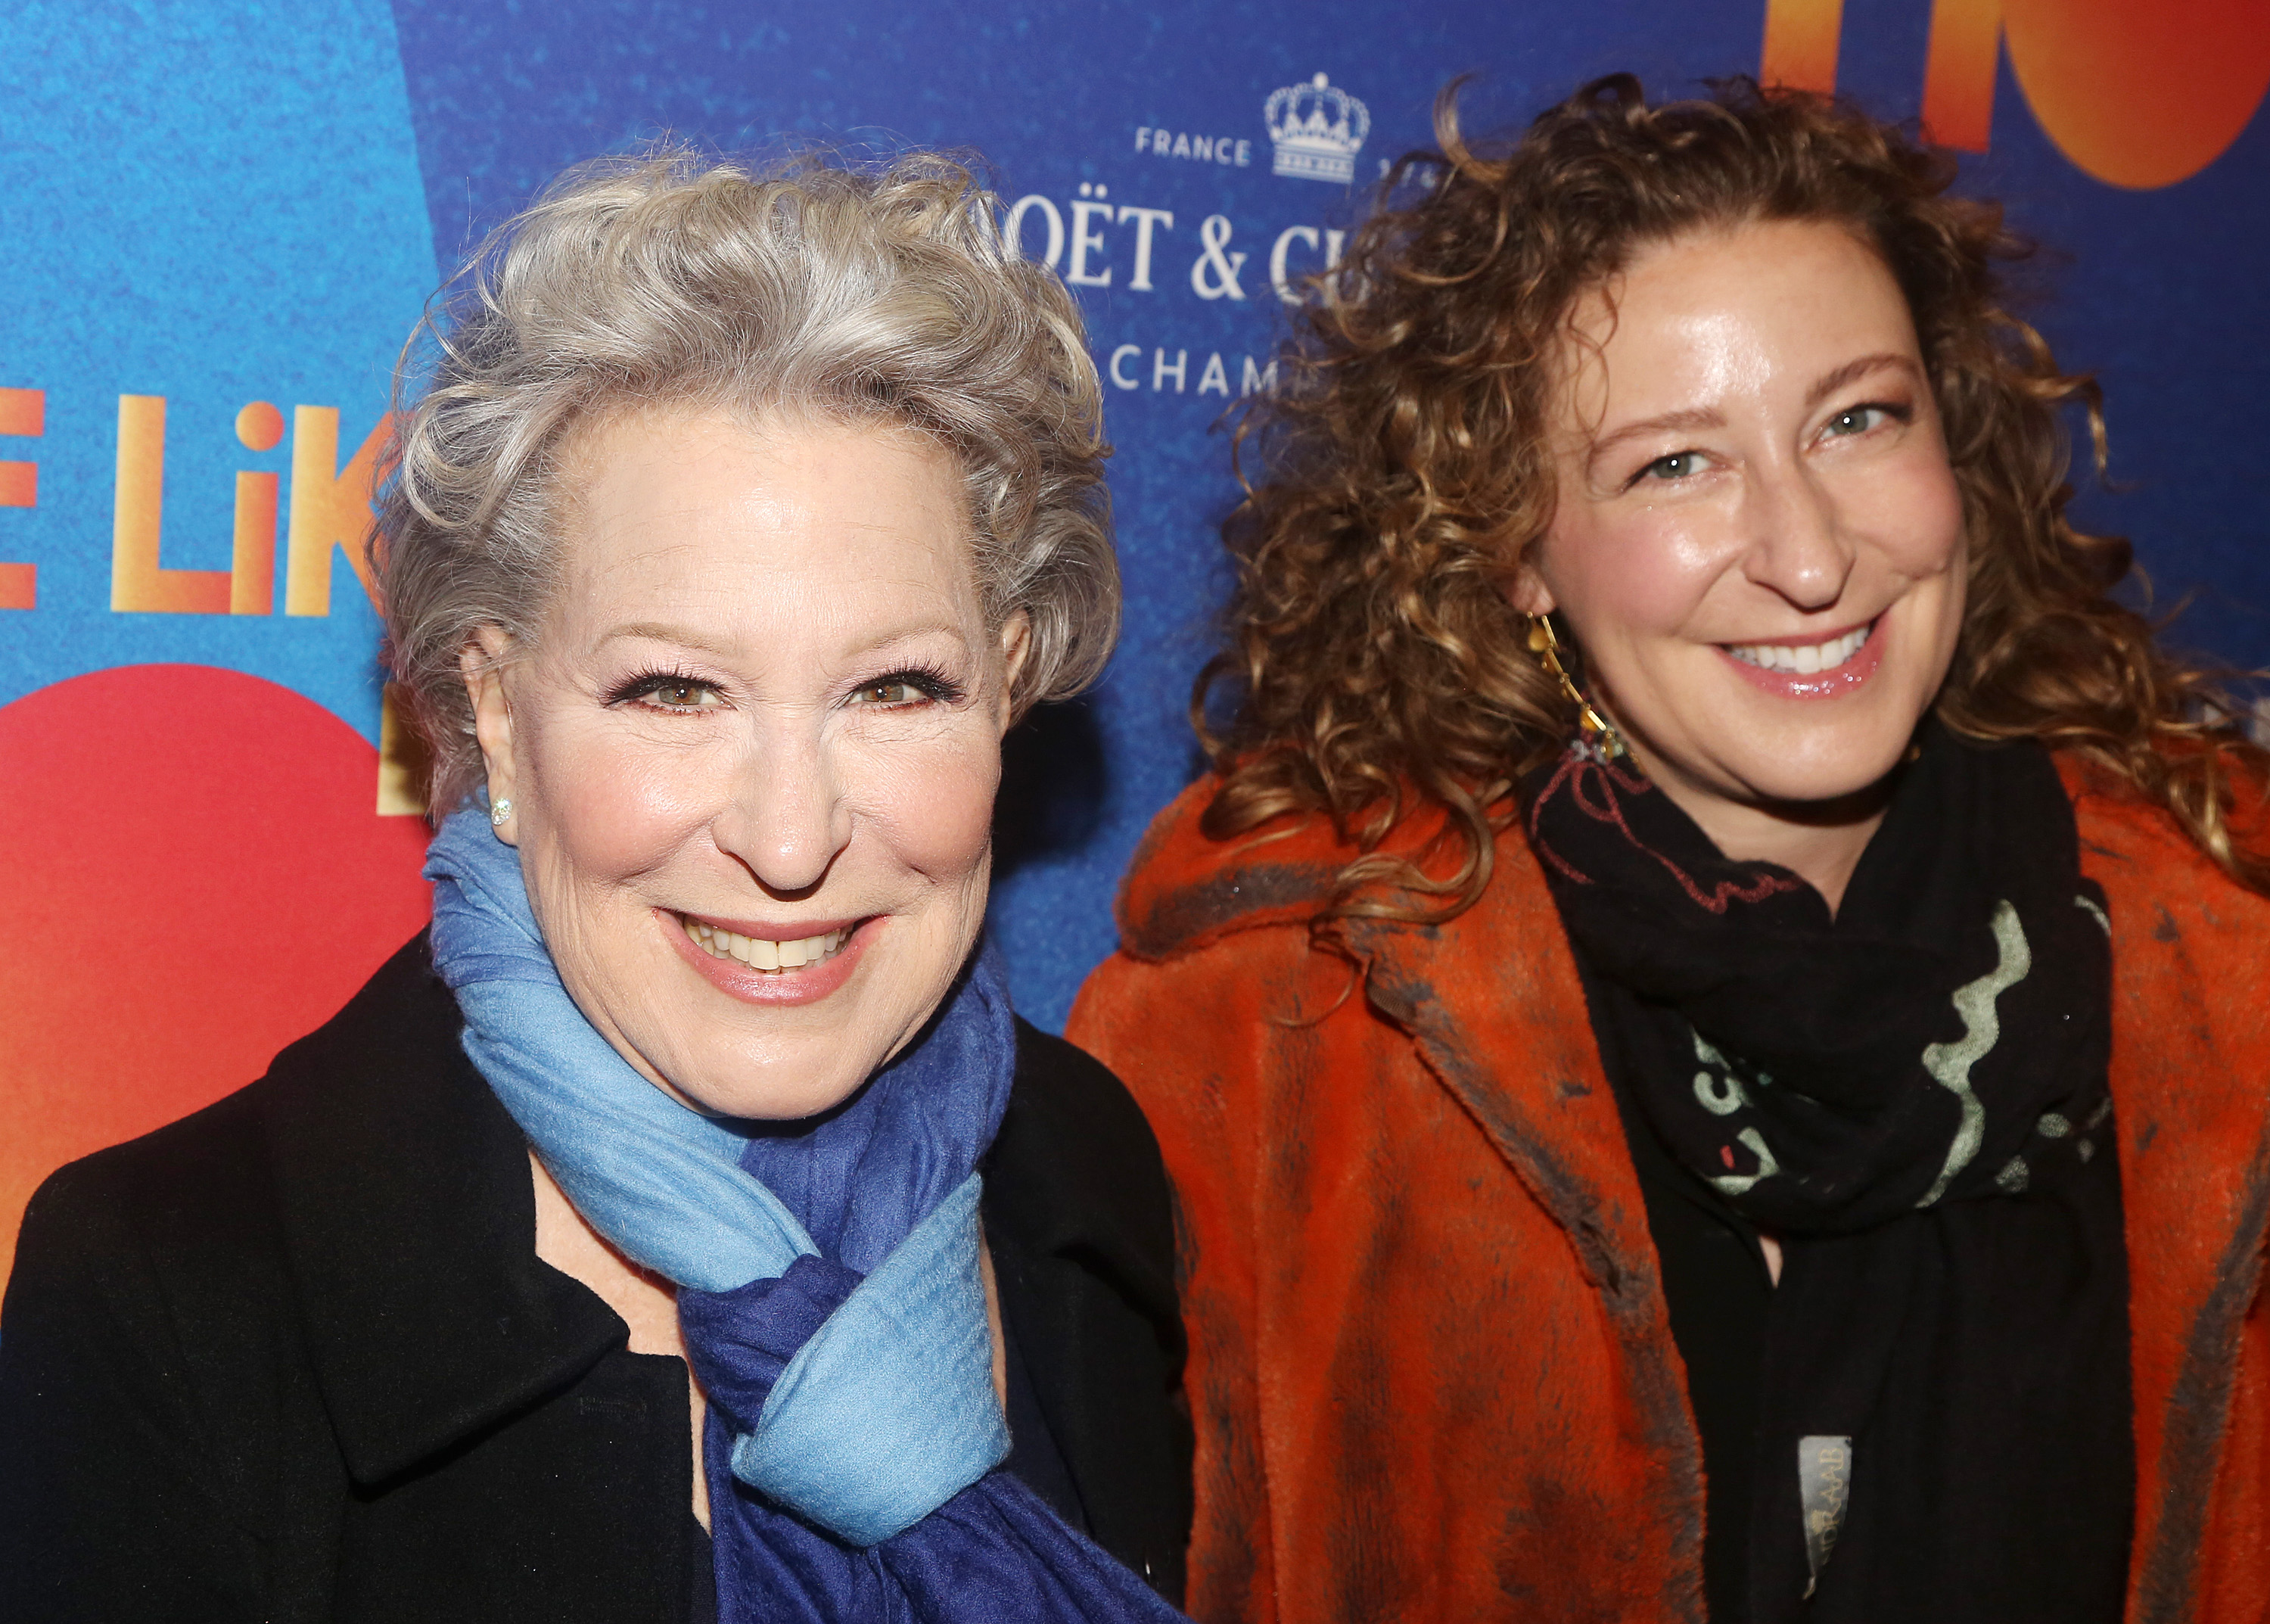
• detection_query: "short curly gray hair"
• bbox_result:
[376,148,1118,814]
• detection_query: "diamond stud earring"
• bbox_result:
[490,798,514,826]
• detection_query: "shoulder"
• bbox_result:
[1073,780,1361,1136]
[1086,770,1553,1027]
[9,1082,275,1328]
[1110,772,1482,962]
[987,1020,1175,1299]
[17,939,456,1224]
[5,936,476,1336]
[2057,748,2270,888]
[1075,777,1583,1187]
[1006,1019,1160,1164]
[1110,776,1353,962]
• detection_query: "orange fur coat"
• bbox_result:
[1068,761,2270,1624]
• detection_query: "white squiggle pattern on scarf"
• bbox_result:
[1693,1031,1752,1116]
[1916,899,2032,1208]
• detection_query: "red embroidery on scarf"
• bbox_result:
[1528,748,1806,914]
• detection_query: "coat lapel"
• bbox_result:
[257,936,624,1486]
[1347,832,1708,1610]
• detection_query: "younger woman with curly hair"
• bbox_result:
[1071,75,2270,1624]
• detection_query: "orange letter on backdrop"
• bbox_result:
[1760,0,1844,94]
[285,406,384,618]
[231,400,285,616]
[1921,0,2002,151]
[1771,0,2270,185]
[232,471,278,615]
[111,394,231,615]
[2002,0,2270,189]
[0,387,40,610]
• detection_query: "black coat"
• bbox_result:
[0,938,1191,1622]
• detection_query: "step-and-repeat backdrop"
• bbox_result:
[3,0,2265,1274]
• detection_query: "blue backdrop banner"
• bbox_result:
[2,0,2265,1262]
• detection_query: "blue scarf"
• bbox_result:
[424,808,1184,1622]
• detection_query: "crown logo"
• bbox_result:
[1264,73,1370,185]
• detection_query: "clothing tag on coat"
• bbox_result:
[1798,1435,1854,1598]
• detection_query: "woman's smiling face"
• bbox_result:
[1517,218,1969,856]
[467,408,1022,1121]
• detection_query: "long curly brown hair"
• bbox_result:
[1197,73,2268,922]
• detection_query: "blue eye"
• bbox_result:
[1825,403,1906,437]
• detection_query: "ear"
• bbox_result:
[993,609,1033,737]
[1506,547,1559,618]
[459,627,521,842]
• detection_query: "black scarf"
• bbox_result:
[1526,724,2132,1622]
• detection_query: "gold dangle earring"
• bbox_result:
[1526,614,1627,761]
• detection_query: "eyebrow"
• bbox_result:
[599,622,741,658]
[596,621,973,660]
[1585,406,1725,473]
[1584,352,1926,473]
[1804,352,1924,409]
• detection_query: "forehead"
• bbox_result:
[1553,219,1919,412]
[546,406,981,638]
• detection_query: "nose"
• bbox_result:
[1742,453,1855,613]
[709,723,852,897]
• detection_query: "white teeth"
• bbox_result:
[683,919,849,973]
[1727,624,1870,674]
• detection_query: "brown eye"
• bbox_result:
[609,673,724,711]
[856,679,922,707]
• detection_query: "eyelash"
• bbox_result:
[605,668,721,711]
[852,666,967,708]
[1824,400,1911,437]
[1629,451,1704,490]
[602,665,969,713]
[1624,399,1914,490]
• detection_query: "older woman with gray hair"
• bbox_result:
[0,152,1191,1623]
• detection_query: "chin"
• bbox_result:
[1734,734,1916,810]
[670,1052,876,1122]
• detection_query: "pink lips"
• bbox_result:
[662,909,875,1006]
[1718,618,1886,699]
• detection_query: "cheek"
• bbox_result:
[1876,456,1970,577]
[522,713,719,886]
[855,731,1001,886]
[1545,501,1730,643]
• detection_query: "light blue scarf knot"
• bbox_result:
[423,807,1009,1545]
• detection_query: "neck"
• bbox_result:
[1645,772,1892,917]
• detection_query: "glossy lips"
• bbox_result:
[1718,617,1886,698]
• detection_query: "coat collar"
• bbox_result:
[255,935,624,1486]
[1113,774,1687,1312]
